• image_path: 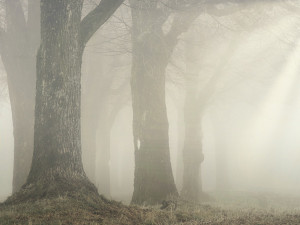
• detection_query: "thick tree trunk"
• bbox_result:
[130,43,177,205]
[3,0,124,204]
[129,0,178,205]
[22,0,96,200]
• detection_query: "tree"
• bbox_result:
[80,6,131,196]
[180,0,287,199]
[0,0,40,193]
[82,52,130,197]
[181,25,241,201]
[129,0,200,205]
[7,0,124,202]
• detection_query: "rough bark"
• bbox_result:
[4,0,124,203]
[25,0,91,197]
[0,0,40,193]
[130,56,178,204]
[130,9,178,204]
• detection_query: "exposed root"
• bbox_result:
[4,177,99,205]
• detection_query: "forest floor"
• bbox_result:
[1,191,300,224]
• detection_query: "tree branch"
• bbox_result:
[164,9,200,59]
[80,0,125,46]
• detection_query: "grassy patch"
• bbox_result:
[1,192,300,224]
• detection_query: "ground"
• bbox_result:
[1,191,300,224]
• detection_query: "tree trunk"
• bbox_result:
[130,38,177,205]
[129,0,180,205]
[21,0,96,200]
[3,0,124,204]
[0,0,40,193]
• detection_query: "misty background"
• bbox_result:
[1,0,300,202]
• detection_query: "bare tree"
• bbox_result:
[7,0,124,203]
[129,0,201,205]
[0,0,40,193]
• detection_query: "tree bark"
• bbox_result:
[3,0,124,204]
[24,1,93,197]
[130,24,178,204]
[130,62,178,204]
[129,0,200,205]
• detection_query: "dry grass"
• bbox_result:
[1,192,300,224]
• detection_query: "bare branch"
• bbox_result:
[80,0,125,46]
[164,9,200,58]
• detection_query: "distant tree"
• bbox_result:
[81,9,131,196]
[180,1,291,200]
[7,0,124,202]
[181,32,239,201]
[0,0,40,193]
[129,0,200,205]
[82,52,130,197]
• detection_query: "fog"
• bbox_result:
[1,0,300,206]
